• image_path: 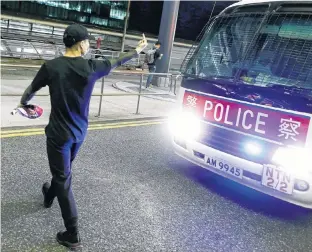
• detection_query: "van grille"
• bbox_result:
[197,123,279,164]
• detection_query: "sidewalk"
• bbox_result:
[1,77,177,128]
[113,81,177,103]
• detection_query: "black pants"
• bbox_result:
[46,137,84,233]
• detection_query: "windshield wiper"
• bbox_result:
[212,76,254,86]
[265,83,312,91]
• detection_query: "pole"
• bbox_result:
[155,0,180,74]
[136,74,143,114]
[121,0,131,53]
[97,77,105,117]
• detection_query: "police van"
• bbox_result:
[169,0,312,208]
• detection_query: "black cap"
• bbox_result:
[63,23,92,48]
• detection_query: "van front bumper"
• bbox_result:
[172,137,312,209]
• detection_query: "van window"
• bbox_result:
[185,13,312,92]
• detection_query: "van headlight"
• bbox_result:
[244,141,263,156]
[271,147,310,172]
[168,111,201,140]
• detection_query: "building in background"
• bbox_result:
[1,0,128,30]
[1,1,238,41]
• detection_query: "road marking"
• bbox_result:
[0,120,165,138]
[1,119,165,134]
[1,131,45,138]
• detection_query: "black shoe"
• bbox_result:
[56,231,82,250]
[42,182,53,208]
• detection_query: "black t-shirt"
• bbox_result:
[22,56,111,142]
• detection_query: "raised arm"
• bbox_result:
[109,50,138,70]
[20,63,49,105]
[89,34,148,79]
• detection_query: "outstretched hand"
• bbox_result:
[135,33,148,54]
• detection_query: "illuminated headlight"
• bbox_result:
[272,147,310,172]
[244,142,262,156]
[168,111,201,140]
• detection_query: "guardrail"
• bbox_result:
[1,64,181,116]
[1,39,129,62]
[1,38,183,70]
[1,15,193,48]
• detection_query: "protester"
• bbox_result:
[18,23,148,250]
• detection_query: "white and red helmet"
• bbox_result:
[11,104,43,119]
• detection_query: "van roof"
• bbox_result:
[229,0,311,8]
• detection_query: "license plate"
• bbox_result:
[262,165,294,194]
[207,157,243,179]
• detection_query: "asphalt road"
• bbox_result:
[1,122,312,252]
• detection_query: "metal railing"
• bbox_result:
[0,16,193,48]
[1,39,141,67]
[1,64,181,116]
[96,71,179,116]
[0,39,119,59]
[0,38,183,69]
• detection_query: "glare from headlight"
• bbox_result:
[244,142,262,156]
[168,111,201,140]
[272,147,311,174]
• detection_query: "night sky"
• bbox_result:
[129,1,238,41]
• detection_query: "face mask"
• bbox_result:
[80,41,89,56]
[82,48,89,56]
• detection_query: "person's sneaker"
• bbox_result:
[42,182,53,208]
[56,231,82,250]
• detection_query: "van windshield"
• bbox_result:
[184,13,312,91]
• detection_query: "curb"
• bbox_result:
[112,82,176,103]
[112,82,132,93]
[1,116,168,131]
